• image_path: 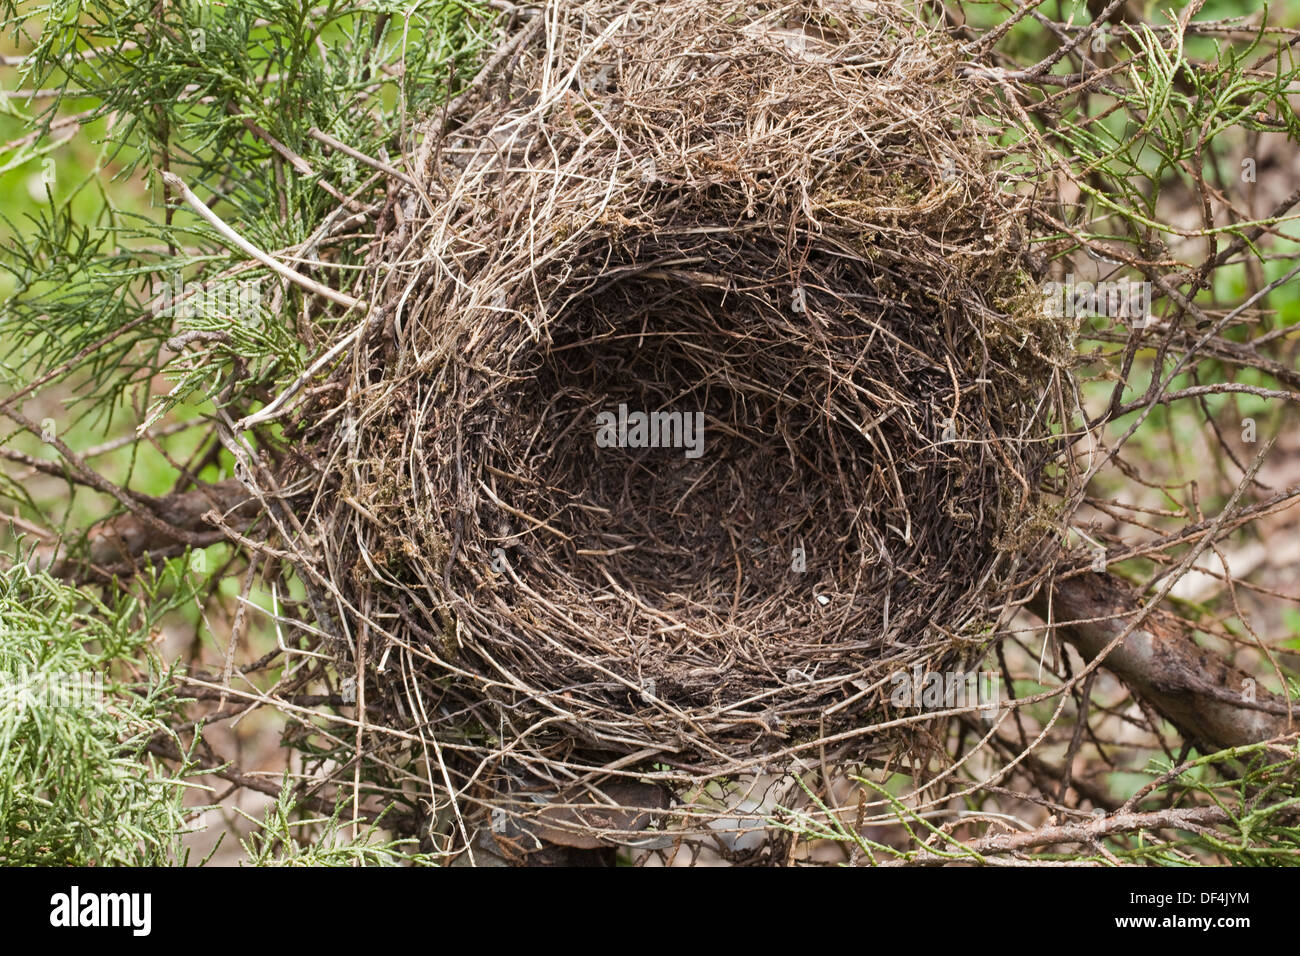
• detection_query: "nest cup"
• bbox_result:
[306,0,1071,848]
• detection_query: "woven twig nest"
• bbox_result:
[294,0,1073,853]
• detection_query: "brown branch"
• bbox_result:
[1031,572,1291,750]
[144,736,390,827]
[895,803,1232,865]
[31,478,259,579]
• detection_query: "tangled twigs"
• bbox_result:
[277,0,1080,853]
[160,171,366,313]
[899,803,1239,866]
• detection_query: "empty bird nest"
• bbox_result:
[284,0,1076,855]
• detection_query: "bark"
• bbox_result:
[1030,572,1291,750]
[31,478,258,578]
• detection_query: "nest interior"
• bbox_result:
[296,0,1073,826]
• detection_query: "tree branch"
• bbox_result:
[30,479,259,579]
[1031,572,1291,750]
[894,803,1232,865]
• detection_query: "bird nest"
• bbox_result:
[290,0,1074,857]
